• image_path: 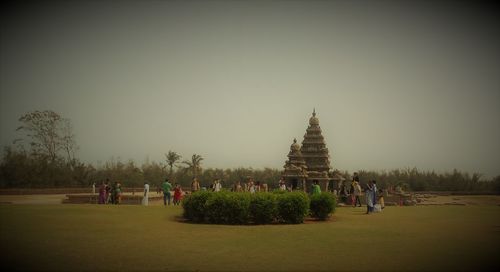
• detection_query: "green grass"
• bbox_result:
[1,204,499,271]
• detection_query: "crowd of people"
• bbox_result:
[97,179,123,205]
[96,173,386,214]
[335,172,385,214]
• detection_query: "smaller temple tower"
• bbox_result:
[283,138,308,190]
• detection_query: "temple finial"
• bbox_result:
[313,108,316,117]
[293,138,297,144]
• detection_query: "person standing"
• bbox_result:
[353,180,362,207]
[235,181,242,192]
[92,182,96,195]
[98,181,107,204]
[249,181,256,194]
[191,178,200,193]
[162,178,173,206]
[142,181,150,206]
[115,182,122,204]
[377,189,385,210]
[279,178,287,191]
[214,179,222,192]
[173,183,183,205]
[349,179,356,205]
[312,180,321,195]
[365,180,374,214]
[110,181,117,204]
[105,179,111,204]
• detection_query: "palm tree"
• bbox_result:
[182,154,204,179]
[165,151,181,179]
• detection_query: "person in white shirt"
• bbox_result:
[142,181,150,206]
[214,179,222,192]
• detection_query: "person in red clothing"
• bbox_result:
[173,183,183,205]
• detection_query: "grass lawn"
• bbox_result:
[1,204,499,271]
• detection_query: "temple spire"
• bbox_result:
[313,108,316,117]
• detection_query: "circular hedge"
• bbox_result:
[182,191,336,225]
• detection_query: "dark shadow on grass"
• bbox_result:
[173,215,338,226]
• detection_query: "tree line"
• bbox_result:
[0,110,499,192]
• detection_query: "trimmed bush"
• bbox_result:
[182,191,333,225]
[182,190,213,222]
[249,192,278,224]
[309,193,336,220]
[205,192,250,224]
[277,191,310,224]
[225,193,251,224]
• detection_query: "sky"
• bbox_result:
[1,1,499,178]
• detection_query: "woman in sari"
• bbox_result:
[98,181,107,204]
[365,180,374,214]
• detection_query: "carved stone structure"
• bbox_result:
[283,138,308,190]
[283,109,336,192]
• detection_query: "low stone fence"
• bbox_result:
[0,187,151,195]
[63,194,164,205]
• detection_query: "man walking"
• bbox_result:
[162,178,173,206]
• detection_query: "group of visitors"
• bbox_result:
[98,179,123,204]
[190,178,270,194]
[97,173,387,212]
[331,172,386,214]
[235,179,268,193]
[160,178,184,206]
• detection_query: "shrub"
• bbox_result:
[225,193,251,224]
[271,189,287,195]
[249,192,277,224]
[182,190,213,222]
[276,191,310,224]
[205,192,250,224]
[309,193,336,220]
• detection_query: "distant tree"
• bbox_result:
[182,154,203,179]
[15,110,77,164]
[165,151,182,179]
[60,118,78,166]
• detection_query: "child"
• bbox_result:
[173,183,183,205]
[378,189,385,209]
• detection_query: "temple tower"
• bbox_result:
[283,138,308,190]
[300,109,332,192]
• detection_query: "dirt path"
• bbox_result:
[0,194,66,205]
[415,194,500,206]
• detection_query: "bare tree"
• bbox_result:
[60,118,78,165]
[15,110,77,164]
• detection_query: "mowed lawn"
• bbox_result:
[1,204,499,272]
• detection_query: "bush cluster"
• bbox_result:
[183,191,334,225]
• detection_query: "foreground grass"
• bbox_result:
[1,204,499,272]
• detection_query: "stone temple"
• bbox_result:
[283,109,341,192]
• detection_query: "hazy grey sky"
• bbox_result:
[1,1,499,177]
